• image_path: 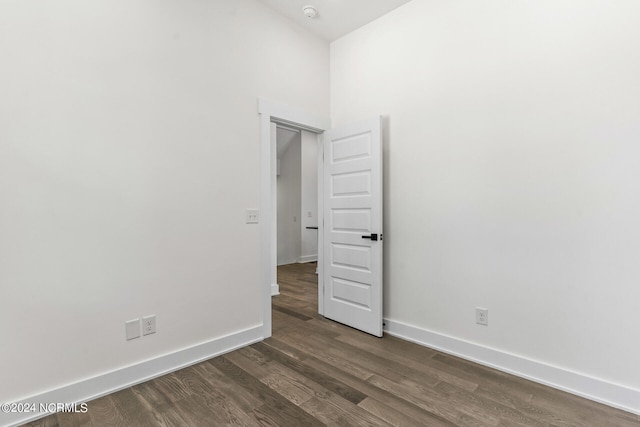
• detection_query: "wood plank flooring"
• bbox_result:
[23,262,640,426]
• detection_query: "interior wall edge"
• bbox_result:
[384,318,640,416]
[0,325,264,427]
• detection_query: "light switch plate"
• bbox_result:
[246,209,259,224]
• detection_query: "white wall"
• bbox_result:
[331,0,640,410]
[277,133,302,265]
[300,130,318,262]
[0,0,328,405]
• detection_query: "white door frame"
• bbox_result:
[258,98,330,338]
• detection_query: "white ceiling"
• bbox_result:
[257,0,413,41]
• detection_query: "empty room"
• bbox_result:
[1,0,639,426]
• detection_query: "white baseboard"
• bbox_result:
[298,255,317,263]
[2,326,263,427]
[271,283,280,296]
[383,319,640,416]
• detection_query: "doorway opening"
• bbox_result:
[258,98,330,339]
[275,125,319,272]
[259,98,385,339]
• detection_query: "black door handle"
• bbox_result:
[362,233,378,241]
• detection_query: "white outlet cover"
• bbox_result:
[142,315,157,336]
[125,319,140,340]
[476,308,489,326]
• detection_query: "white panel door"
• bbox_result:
[323,117,383,337]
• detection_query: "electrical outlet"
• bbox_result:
[142,315,156,336]
[125,319,140,341]
[476,308,488,326]
[245,209,259,224]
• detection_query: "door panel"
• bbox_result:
[331,209,371,232]
[331,133,372,162]
[331,172,371,197]
[331,277,371,308]
[323,117,382,337]
[331,244,372,272]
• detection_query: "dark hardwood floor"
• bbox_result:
[23,262,639,426]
